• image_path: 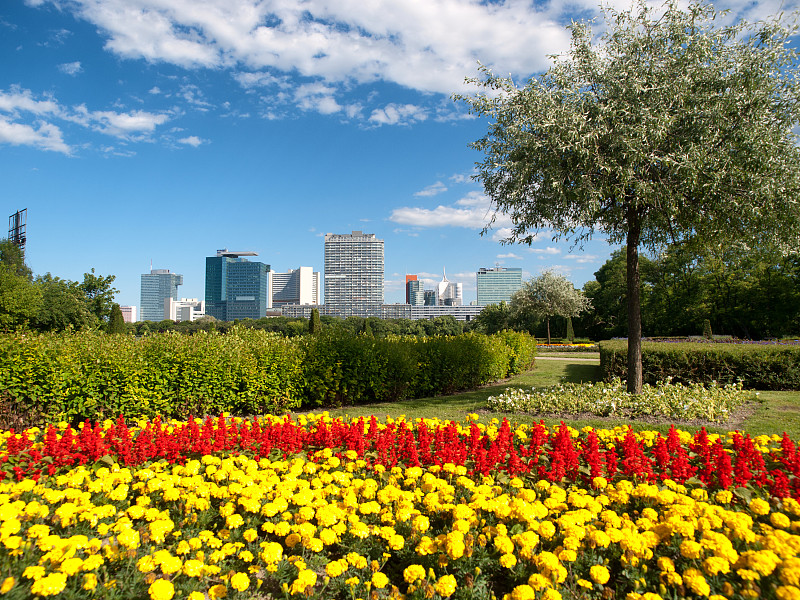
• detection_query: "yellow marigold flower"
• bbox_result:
[188,593,205,600]
[230,573,250,592]
[715,490,733,504]
[539,521,556,539]
[435,574,457,597]
[183,560,204,578]
[527,573,551,590]
[680,540,703,560]
[243,528,258,543]
[388,534,405,550]
[82,574,97,591]
[0,578,13,595]
[372,572,389,589]
[541,589,562,600]
[510,584,536,600]
[60,557,84,576]
[148,579,174,600]
[559,549,577,562]
[750,498,771,516]
[23,566,45,580]
[31,573,68,597]
[683,568,710,596]
[703,557,730,576]
[590,565,610,585]
[773,513,792,529]
[138,555,157,573]
[404,564,426,584]
[500,553,518,568]
[577,579,593,589]
[208,583,227,599]
[777,586,800,600]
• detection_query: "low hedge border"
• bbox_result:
[599,340,800,390]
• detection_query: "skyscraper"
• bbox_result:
[435,269,463,306]
[270,267,321,307]
[406,275,424,306]
[205,250,270,321]
[476,267,523,305]
[324,231,384,318]
[140,269,183,321]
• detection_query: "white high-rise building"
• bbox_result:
[324,231,384,318]
[436,269,463,306]
[120,306,137,323]
[165,298,205,322]
[270,267,321,307]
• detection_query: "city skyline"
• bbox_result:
[3,0,792,308]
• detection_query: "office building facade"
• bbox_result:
[205,250,270,321]
[120,306,137,323]
[165,298,205,322]
[324,231,384,318]
[140,269,183,321]
[406,275,424,306]
[436,269,463,306]
[476,267,523,305]
[271,267,321,307]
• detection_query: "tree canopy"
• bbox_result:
[511,270,592,344]
[456,0,800,391]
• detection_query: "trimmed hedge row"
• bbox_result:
[0,328,536,424]
[599,340,800,390]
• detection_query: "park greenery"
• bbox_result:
[456,0,800,392]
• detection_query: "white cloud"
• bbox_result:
[149,86,161,94]
[0,116,71,154]
[529,247,560,255]
[563,254,599,264]
[178,135,203,146]
[0,87,171,152]
[497,252,522,260]
[58,61,82,75]
[390,190,512,231]
[368,103,427,126]
[414,181,447,197]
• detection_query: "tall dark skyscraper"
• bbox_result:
[205,250,270,321]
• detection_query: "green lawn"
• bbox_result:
[315,356,800,438]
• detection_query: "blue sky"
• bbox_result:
[1,0,794,308]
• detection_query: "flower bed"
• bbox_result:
[486,378,754,422]
[2,414,800,600]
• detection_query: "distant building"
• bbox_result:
[165,298,205,322]
[476,267,523,306]
[435,269,463,306]
[271,267,321,307]
[406,275,424,306]
[423,290,437,306]
[205,249,270,321]
[120,306,137,323]
[281,303,482,322]
[324,231,384,318]
[140,269,183,322]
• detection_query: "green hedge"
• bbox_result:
[0,328,536,423]
[599,340,800,390]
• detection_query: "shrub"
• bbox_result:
[600,340,800,390]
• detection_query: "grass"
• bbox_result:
[316,355,800,438]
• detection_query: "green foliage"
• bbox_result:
[78,268,118,322]
[309,308,322,334]
[473,301,511,334]
[0,328,305,423]
[487,377,754,422]
[0,329,536,422]
[703,319,713,340]
[599,340,800,391]
[107,304,127,334]
[565,317,575,342]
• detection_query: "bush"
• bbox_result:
[599,340,800,390]
[0,329,536,423]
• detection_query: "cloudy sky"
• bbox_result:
[2,0,795,307]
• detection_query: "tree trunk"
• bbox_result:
[546,316,551,345]
[626,209,643,394]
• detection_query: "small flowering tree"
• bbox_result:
[510,270,591,344]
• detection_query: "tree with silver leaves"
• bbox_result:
[456,0,800,392]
